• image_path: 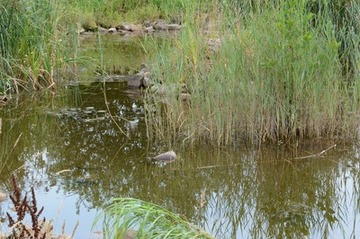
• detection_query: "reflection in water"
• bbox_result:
[0,43,360,238]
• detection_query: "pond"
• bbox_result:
[0,34,360,239]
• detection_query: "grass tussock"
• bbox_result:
[144,0,360,145]
[0,0,69,93]
[94,197,214,239]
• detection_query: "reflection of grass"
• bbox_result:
[95,197,214,239]
[80,34,146,76]
[0,133,22,175]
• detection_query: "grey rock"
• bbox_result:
[108,27,117,33]
[166,24,181,30]
[143,20,151,27]
[153,150,176,162]
[153,19,167,30]
[153,19,181,31]
[118,24,132,31]
[142,76,151,88]
[117,24,142,33]
[144,26,155,33]
[127,74,144,88]
[98,26,108,33]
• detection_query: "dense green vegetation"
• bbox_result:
[61,0,187,27]
[0,0,70,93]
[144,0,360,145]
[2,1,359,237]
[0,0,359,144]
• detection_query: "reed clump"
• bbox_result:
[0,0,68,93]
[144,0,360,145]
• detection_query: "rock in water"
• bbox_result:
[153,150,176,162]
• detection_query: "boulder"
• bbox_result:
[116,24,142,33]
[141,72,152,88]
[97,26,108,34]
[127,74,144,89]
[108,27,117,33]
[144,26,155,33]
[143,20,152,28]
[153,150,176,162]
[166,24,181,30]
[124,63,154,89]
[153,19,181,31]
[153,19,167,30]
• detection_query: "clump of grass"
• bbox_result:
[144,0,360,145]
[94,197,214,239]
[0,0,70,93]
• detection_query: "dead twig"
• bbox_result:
[294,144,337,160]
[102,82,129,139]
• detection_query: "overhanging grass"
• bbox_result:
[94,197,214,239]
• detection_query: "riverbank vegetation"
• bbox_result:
[1,0,359,237]
[144,0,360,145]
[0,0,359,145]
[0,0,69,93]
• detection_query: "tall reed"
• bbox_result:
[144,0,360,145]
[0,0,68,93]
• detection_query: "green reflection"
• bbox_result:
[77,34,146,80]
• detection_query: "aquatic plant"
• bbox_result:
[94,197,214,239]
[4,175,77,239]
[144,0,360,145]
[6,175,49,238]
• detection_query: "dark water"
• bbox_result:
[0,35,360,239]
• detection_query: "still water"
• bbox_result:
[0,34,360,239]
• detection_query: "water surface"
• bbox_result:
[0,34,359,239]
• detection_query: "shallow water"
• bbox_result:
[0,35,360,239]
